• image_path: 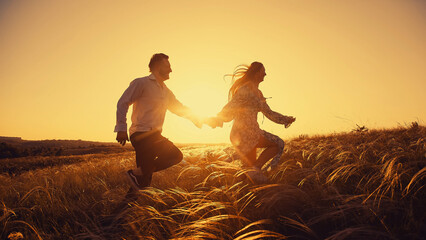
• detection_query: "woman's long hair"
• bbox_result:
[227,62,264,101]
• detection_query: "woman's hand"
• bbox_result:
[284,116,296,128]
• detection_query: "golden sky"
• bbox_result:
[0,0,425,143]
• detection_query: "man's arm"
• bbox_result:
[114,79,145,145]
[167,90,202,128]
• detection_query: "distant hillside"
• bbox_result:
[0,136,22,141]
[0,137,133,159]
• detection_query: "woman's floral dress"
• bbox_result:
[217,83,293,170]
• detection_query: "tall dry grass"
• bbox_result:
[1,125,425,239]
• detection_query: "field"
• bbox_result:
[1,125,425,239]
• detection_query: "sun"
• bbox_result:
[177,82,228,120]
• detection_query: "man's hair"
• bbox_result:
[149,53,169,72]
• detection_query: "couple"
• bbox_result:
[114,53,295,191]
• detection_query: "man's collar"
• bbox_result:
[148,74,156,80]
[148,73,165,88]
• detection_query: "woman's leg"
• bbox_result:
[241,147,257,168]
[255,131,285,170]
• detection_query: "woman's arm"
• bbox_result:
[216,85,251,122]
[259,91,295,127]
[216,100,237,122]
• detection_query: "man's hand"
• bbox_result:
[190,116,203,129]
[116,131,129,146]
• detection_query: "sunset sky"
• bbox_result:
[0,0,425,143]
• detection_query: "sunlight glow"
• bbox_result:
[178,83,225,120]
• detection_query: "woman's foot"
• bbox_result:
[245,168,268,184]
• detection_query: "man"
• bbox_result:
[114,53,201,192]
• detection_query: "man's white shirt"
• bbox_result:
[114,74,190,136]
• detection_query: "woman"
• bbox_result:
[208,62,295,176]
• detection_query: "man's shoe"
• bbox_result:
[126,170,142,191]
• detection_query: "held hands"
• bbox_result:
[116,131,129,146]
[205,117,223,129]
[191,116,223,129]
[188,111,223,129]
